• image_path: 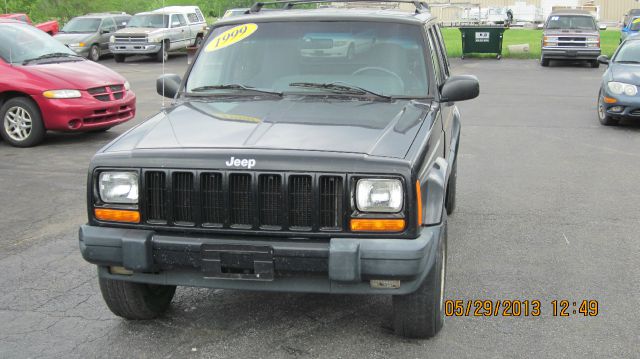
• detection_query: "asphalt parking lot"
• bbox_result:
[0,54,638,358]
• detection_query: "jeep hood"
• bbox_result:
[104,98,430,158]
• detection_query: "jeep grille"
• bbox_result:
[141,170,345,232]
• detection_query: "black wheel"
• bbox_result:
[445,159,457,215]
[156,41,168,62]
[0,97,45,147]
[597,90,619,126]
[393,220,447,339]
[496,54,502,60]
[195,35,204,48]
[89,44,100,62]
[99,277,176,320]
[590,60,600,68]
[541,57,550,67]
[114,54,126,63]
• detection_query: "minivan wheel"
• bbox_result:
[0,97,45,147]
[99,277,176,320]
[598,90,619,126]
[89,44,100,62]
[392,221,447,339]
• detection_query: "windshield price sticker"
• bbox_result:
[206,23,258,52]
[475,32,490,43]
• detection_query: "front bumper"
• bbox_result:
[79,224,443,295]
[542,47,600,60]
[109,42,161,55]
[600,92,640,120]
[67,46,90,57]
[34,91,136,131]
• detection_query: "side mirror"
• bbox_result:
[101,29,109,34]
[597,55,610,65]
[156,74,182,98]
[537,23,544,30]
[441,75,480,103]
[599,24,608,30]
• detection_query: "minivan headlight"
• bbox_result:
[99,171,139,204]
[42,90,82,99]
[356,179,403,213]
[608,81,638,96]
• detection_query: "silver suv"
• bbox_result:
[541,9,601,68]
[109,6,207,62]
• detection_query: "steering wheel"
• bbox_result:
[351,67,405,88]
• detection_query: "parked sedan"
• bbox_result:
[0,19,136,147]
[596,38,640,125]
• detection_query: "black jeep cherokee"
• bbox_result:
[79,1,479,339]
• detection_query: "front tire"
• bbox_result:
[541,57,550,67]
[156,41,168,62]
[99,277,176,320]
[89,44,100,62]
[590,60,600,68]
[598,90,619,126]
[0,97,45,147]
[393,220,447,339]
[445,159,457,215]
[114,54,126,63]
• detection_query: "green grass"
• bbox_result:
[441,28,620,59]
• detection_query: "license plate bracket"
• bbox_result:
[201,244,274,281]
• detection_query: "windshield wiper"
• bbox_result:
[22,52,82,65]
[189,84,283,97]
[615,60,640,64]
[288,81,392,101]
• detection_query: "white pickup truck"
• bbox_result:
[109,6,207,62]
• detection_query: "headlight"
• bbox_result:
[608,81,638,96]
[587,36,600,48]
[68,42,85,48]
[124,81,131,91]
[110,35,115,43]
[42,90,81,99]
[356,179,403,213]
[99,171,139,204]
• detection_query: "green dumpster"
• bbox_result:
[459,26,508,59]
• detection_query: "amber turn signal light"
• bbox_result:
[94,208,140,223]
[603,96,617,104]
[350,219,406,232]
[416,180,423,226]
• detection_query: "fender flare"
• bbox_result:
[423,157,448,226]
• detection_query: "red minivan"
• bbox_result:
[0,19,136,147]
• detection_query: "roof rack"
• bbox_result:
[249,0,429,14]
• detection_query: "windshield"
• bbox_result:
[61,18,101,33]
[546,15,596,30]
[629,18,640,31]
[614,40,640,62]
[127,14,168,28]
[187,21,430,98]
[0,23,77,64]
